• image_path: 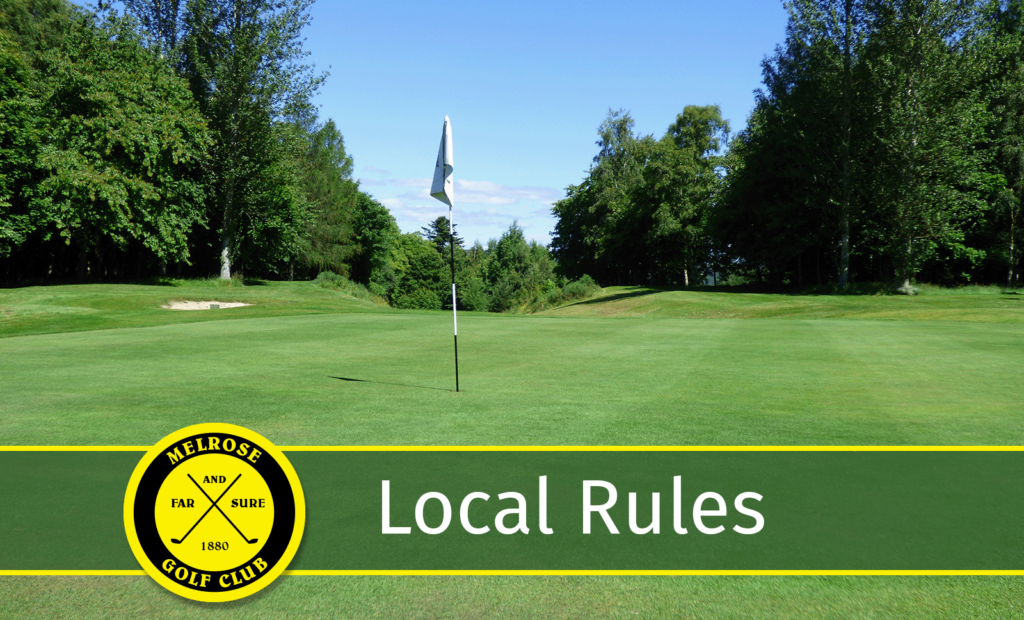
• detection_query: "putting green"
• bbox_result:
[0,311,1020,447]
[1,283,1022,618]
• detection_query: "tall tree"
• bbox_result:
[421,215,465,295]
[652,104,730,285]
[120,0,184,58]
[551,109,651,285]
[29,13,211,280]
[295,119,357,278]
[783,0,870,287]
[0,0,75,65]
[393,232,447,309]
[987,0,1024,287]
[421,215,463,257]
[350,192,401,299]
[0,31,35,259]
[138,0,325,278]
[862,0,995,288]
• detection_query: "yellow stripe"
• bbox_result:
[3,570,1023,577]
[0,446,149,451]
[0,571,146,576]
[277,445,1024,452]
[2,446,1024,452]
[283,570,1024,576]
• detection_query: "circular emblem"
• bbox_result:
[124,423,304,602]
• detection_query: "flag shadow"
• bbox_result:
[329,376,452,392]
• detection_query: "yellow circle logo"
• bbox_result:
[124,423,305,602]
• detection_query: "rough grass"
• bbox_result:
[541,285,1024,322]
[1,282,1022,618]
[0,280,388,337]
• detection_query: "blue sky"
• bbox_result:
[90,1,792,246]
[301,1,792,246]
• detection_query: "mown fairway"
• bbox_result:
[1,282,1023,618]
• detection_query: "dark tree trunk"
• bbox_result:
[77,240,88,282]
[838,0,853,289]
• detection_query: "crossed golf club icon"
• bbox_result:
[170,473,259,545]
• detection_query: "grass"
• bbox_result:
[1,281,1023,618]
[542,285,1024,322]
[2,312,1021,446]
[0,279,388,337]
[2,576,1022,619]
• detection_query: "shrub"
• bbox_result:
[488,274,517,312]
[395,288,441,310]
[312,271,384,303]
[523,274,602,312]
[459,276,490,312]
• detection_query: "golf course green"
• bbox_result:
[1,281,1022,618]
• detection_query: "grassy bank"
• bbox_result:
[542,285,1024,322]
[0,279,389,338]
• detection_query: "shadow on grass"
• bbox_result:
[567,288,662,306]
[329,376,451,392]
[569,282,912,301]
[564,285,797,307]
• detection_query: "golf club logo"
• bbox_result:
[124,423,304,602]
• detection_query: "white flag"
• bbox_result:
[430,116,454,207]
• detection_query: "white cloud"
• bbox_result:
[391,202,449,226]
[363,165,390,176]
[392,177,432,188]
[373,178,559,245]
[396,188,432,201]
[455,180,561,206]
[385,178,562,207]
[455,209,520,227]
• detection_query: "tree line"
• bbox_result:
[552,0,1023,290]
[0,0,337,282]
[0,0,598,311]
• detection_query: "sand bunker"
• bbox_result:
[162,301,251,310]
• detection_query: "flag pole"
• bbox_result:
[430,115,458,392]
[450,204,459,393]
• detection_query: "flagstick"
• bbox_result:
[450,205,459,392]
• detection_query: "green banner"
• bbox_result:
[2,450,1022,571]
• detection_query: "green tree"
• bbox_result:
[351,192,401,299]
[481,222,556,311]
[30,14,211,279]
[780,0,870,287]
[553,106,729,287]
[421,215,463,255]
[716,0,873,286]
[0,0,74,65]
[393,233,446,309]
[646,105,730,285]
[551,109,651,285]
[456,240,489,311]
[295,119,357,278]
[172,0,324,278]
[986,0,1024,287]
[862,0,995,288]
[120,0,185,59]
[0,31,35,258]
